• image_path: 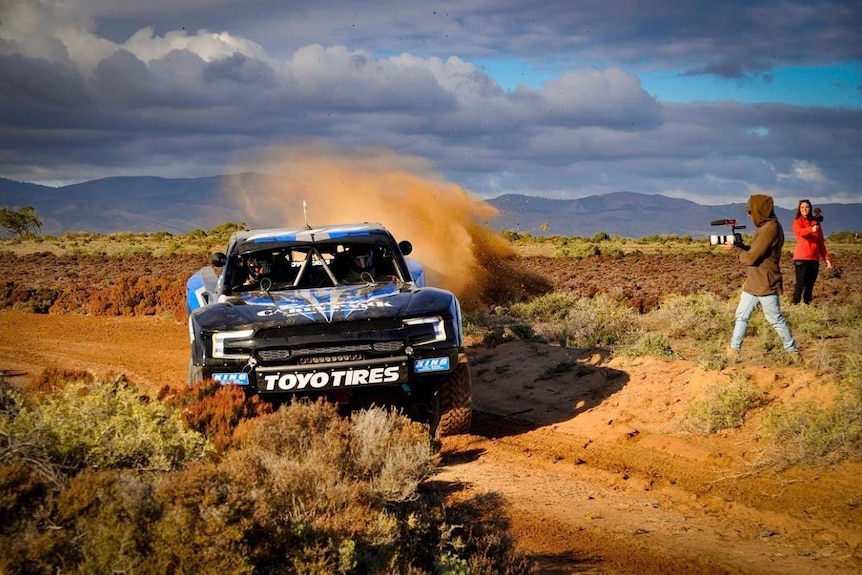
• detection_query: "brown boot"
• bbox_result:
[786,350,804,366]
[727,347,741,363]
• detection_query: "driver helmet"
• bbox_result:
[351,246,374,271]
[247,253,273,280]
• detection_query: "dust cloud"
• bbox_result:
[223,142,548,309]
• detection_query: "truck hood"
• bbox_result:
[193,281,455,331]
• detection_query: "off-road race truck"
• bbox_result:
[186,222,472,436]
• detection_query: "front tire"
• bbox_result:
[188,357,204,387]
[431,357,472,437]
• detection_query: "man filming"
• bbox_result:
[723,194,799,362]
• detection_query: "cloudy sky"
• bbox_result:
[1,0,860,208]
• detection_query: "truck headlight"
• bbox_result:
[404,316,446,346]
[213,329,254,359]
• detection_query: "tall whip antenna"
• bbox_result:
[302,201,310,229]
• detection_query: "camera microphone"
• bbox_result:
[708,217,747,247]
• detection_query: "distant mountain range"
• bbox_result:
[1,176,860,239]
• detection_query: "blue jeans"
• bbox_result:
[730,291,798,352]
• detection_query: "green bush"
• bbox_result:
[645,292,731,341]
[510,293,638,348]
[764,353,862,464]
[509,292,577,322]
[560,294,639,348]
[555,242,600,258]
[1,375,208,471]
[683,373,766,434]
[619,332,676,359]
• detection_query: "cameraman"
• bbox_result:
[791,199,832,305]
[723,194,799,361]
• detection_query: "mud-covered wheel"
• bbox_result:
[188,357,204,387]
[432,359,472,437]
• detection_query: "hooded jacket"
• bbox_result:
[730,194,785,296]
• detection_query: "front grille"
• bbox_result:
[373,341,404,352]
[255,341,403,366]
[293,344,372,355]
[258,349,291,361]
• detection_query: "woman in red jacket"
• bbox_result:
[792,199,832,305]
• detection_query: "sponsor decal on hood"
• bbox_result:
[241,283,402,322]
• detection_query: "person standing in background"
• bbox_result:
[792,199,832,305]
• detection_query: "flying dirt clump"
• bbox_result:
[223,142,550,310]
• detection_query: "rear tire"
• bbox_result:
[432,359,472,437]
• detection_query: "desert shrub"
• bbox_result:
[510,292,640,347]
[145,460,258,574]
[506,322,535,340]
[0,381,64,531]
[784,296,862,374]
[0,470,72,574]
[559,294,640,348]
[116,245,150,257]
[349,407,439,503]
[185,228,208,240]
[0,281,59,313]
[555,242,600,258]
[167,378,272,453]
[763,353,862,464]
[17,367,94,401]
[80,274,186,317]
[645,292,731,341]
[619,332,676,359]
[192,401,470,574]
[467,307,538,347]
[600,245,625,258]
[785,300,838,336]
[693,339,736,372]
[47,272,188,319]
[509,292,577,322]
[636,234,693,244]
[828,231,862,243]
[1,375,207,471]
[56,470,164,574]
[207,221,247,244]
[683,372,767,434]
[481,326,510,347]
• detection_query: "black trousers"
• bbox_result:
[792,260,820,304]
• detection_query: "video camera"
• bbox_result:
[709,219,746,246]
[812,207,823,223]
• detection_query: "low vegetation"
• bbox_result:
[0,372,533,574]
[503,229,862,257]
[764,352,862,465]
[0,222,244,257]
[682,371,767,434]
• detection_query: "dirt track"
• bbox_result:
[2,309,860,574]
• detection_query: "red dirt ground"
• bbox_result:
[1,249,861,574]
